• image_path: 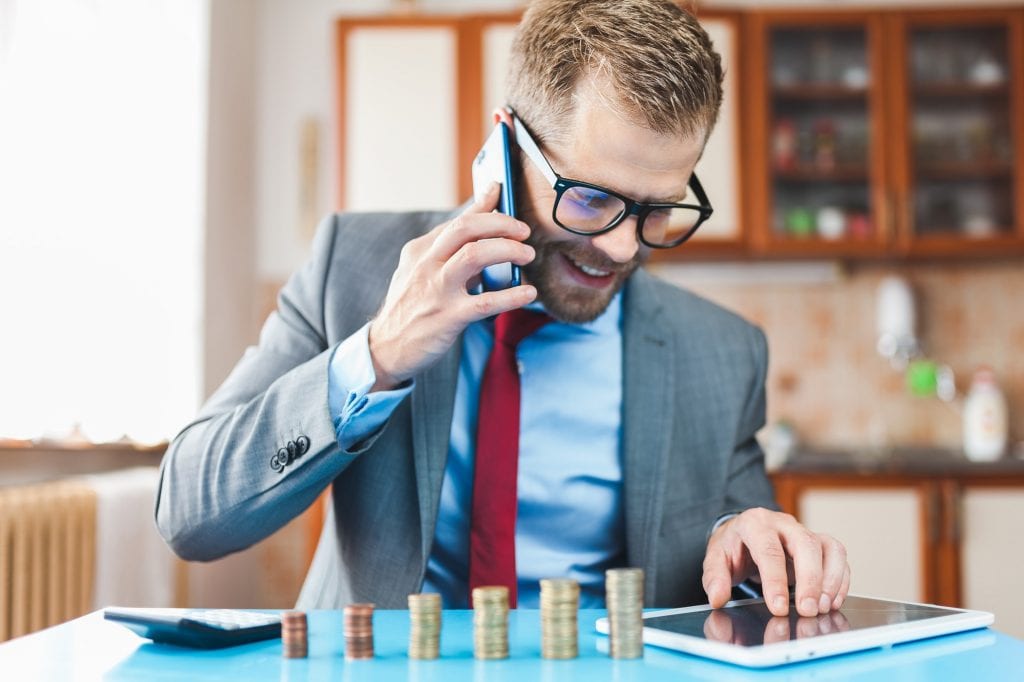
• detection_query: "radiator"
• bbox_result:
[0,480,97,642]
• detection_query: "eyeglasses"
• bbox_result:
[511,113,713,249]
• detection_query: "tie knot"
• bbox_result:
[493,309,552,349]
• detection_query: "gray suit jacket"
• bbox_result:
[155,209,776,608]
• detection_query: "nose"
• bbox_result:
[589,216,640,264]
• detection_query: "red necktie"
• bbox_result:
[469,308,552,608]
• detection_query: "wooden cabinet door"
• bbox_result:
[887,9,1024,257]
[960,487,1024,639]
[746,11,890,258]
[336,18,464,212]
[796,487,929,602]
[671,13,746,256]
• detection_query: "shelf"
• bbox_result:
[912,227,1015,236]
[914,161,1013,180]
[913,82,1010,97]
[774,166,870,182]
[772,84,870,100]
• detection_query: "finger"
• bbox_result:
[763,616,791,645]
[739,523,791,617]
[432,210,530,263]
[459,284,538,323]
[701,542,736,609]
[833,564,851,611]
[441,238,535,290]
[779,524,824,618]
[817,534,848,614]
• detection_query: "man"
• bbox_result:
[156,0,849,618]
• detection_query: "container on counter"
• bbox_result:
[963,367,1009,462]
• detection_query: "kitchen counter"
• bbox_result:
[774,448,1024,479]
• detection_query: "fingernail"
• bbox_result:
[772,596,787,613]
[819,594,832,613]
[801,598,818,615]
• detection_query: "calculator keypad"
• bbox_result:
[185,610,281,630]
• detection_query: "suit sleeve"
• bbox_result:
[717,325,779,524]
[154,214,391,561]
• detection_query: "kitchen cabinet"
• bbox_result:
[746,8,1024,258]
[333,11,746,256]
[770,452,1024,638]
[335,17,465,212]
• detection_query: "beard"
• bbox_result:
[522,228,645,324]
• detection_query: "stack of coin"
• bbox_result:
[471,586,509,660]
[605,568,644,659]
[281,611,308,659]
[343,604,375,660]
[540,578,579,659]
[407,592,442,660]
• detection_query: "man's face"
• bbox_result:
[515,89,706,324]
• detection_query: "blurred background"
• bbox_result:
[1,0,1022,642]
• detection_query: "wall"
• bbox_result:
[657,260,1024,452]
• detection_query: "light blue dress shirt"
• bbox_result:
[328,295,625,608]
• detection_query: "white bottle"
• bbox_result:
[962,368,1008,462]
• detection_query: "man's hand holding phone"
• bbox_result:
[367,183,536,392]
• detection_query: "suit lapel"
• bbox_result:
[622,270,674,604]
[410,338,462,564]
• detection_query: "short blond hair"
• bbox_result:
[507,0,722,143]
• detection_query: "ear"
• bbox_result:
[492,107,515,140]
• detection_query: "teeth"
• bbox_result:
[570,257,611,277]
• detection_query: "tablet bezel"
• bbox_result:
[594,594,994,668]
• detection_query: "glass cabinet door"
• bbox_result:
[758,16,887,253]
[906,25,1015,240]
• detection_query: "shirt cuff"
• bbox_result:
[327,322,413,451]
[707,511,739,543]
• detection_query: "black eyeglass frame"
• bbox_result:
[510,112,714,249]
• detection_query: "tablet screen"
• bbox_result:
[644,596,958,647]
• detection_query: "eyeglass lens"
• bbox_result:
[555,183,703,246]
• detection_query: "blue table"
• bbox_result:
[1,609,1022,680]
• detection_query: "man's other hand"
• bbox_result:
[702,508,850,618]
[367,183,537,391]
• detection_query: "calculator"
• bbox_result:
[104,608,282,649]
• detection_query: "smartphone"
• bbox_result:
[471,121,522,291]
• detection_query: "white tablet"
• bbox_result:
[594,595,993,668]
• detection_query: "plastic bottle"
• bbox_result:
[962,367,1009,462]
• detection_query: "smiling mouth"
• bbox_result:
[561,253,619,287]
[567,255,612,277]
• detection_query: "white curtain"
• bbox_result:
[0,0,207,443]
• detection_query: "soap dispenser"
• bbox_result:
[963,367,1008,462]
